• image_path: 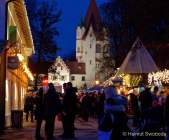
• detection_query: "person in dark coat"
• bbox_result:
[129,92,140,127]
[44,83,60,140]
[96,92,105,118]
[24,92,35,122]
[62,82,77,139]
[81,94,90,121]
[139,87,153,123]
[35,88,45,140]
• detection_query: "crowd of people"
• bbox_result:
[24,82,77,140]
[24,83,169,140]
[98,85,169,140]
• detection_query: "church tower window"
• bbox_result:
[90,60,92,64]
[77,47,80,53]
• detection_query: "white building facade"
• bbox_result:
[76,0,109,87]
[48,57,70,92]
[66,61,86,89]
[48,57,86,91]
[48,0,111,90]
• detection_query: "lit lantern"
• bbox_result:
[95,80,100,85]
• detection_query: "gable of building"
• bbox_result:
[48,57,70,74]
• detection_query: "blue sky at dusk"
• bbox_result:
[57,0,105,59]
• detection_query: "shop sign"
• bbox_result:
[7,56,20,70]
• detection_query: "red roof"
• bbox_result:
[65,61,86,75]
[83,0,103,40]
[85,0,102,28]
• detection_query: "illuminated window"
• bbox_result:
[96,63,99,68]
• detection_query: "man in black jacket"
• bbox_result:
[44,83,60,140]
[62,82,77,139]
[35,88,44,140]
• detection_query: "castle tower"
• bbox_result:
[76,0,108,87]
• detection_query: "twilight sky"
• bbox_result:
[56,0,105,59]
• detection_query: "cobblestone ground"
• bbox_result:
[0,117,98,140]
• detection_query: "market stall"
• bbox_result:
[106,38,158,87]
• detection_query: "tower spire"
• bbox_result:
[84,0,102,30]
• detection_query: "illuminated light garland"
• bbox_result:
[148,69,169,85]
[23,64,34,81]
[5,80,9,101]
[102,73,124,87]
[17,54,24,62]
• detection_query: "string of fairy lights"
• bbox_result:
[103,69,169,87]
[148,69,169,85]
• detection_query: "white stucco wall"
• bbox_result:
[76,26,99,86]
[76,26,85,62]
[76,24,110,87]
[84,26,96,86]
[70,74,86,89]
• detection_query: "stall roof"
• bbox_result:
[119,38,158,74]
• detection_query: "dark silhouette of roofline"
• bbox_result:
[83,0,103,39]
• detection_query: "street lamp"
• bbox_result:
[95,80,100,85]
[0,0,16,131]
